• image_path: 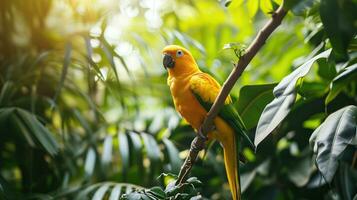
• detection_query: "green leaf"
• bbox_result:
[127,131,143,165]
[101,135,113,165]
[297,81,327,98]
[109,184,122,200]
[186,177,202,186]
[317,58,337,81]
[118,131,130,176]
[122,192,151,200]
[52,42,71,108]
[84,148,96,177]
[240,170,256,192]
[0,108,14,126]
[147,187,166,199]
[164,177,201,198]
[236,84,276,130]
[0,81,16,106]
[223,42,246,59]
[338,163,357,200]
[260,0,274,14]
[11,113,36,147]
[309,105,357,183]
[0,172,19,200]
[76,184,102,199]
[92,184,110,200]
[141,133,161,163]
[76,182,144,200]
[162,138,182,174]
[290,0,318,16]
[84,36,105,81]
[247,0,259,18]
[73,109,92,134]
[320,0,357,60]
[255,49,332,147]
[326,64,357,104]
[307,173,327,188]
[15,108,59,156]
[287,156,314,187]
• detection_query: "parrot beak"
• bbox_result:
[163,54,175,69]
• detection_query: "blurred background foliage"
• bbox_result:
[0,0,356,199]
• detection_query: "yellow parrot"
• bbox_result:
[162,45,254,200]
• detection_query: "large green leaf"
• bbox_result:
[0,82,16,106]
[326,64,357,104]
[141,132,161,164]
[109,184,122,200]
[127,131,143,166]
[84,148,96,177]
[141,132,162,181]
[76,182,143,200]
[309,105,357,183]
[320,0,357,59]
[92,183,111,200]
[337,163,357,200]
[14,108,59,156]
[255,49,332,147]
[162,138,182,174]
[118,131,130,177]
[101,135,113,166]
[287,156,315,187]
[236,83,276,130]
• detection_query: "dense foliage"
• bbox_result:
[0,0,356,199]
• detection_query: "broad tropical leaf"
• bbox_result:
[236,83,276,130]
[76,182,144,200]
[309,105,357,183]
[326,64,357,104]
[255,49,332,147]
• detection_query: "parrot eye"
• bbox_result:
[176,50,184,57]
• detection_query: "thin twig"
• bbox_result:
[175,2,288,185]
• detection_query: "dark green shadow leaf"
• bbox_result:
[118,131,130,177]
[162,138,182,174]
[320,0,357,60]
[15,108,59,156]
[52,42,71,108]
[309,105,357,183]
[326,64,357,104]
[141,132,161,164]
[236,84,276,130]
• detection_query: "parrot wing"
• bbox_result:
[190,72,255,150]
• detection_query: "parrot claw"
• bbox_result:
[197,127,208,141]
[197,125,215,140]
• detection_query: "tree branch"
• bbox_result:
[176,3,288,185]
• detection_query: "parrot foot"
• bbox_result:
[197,127,208,141]
[197,125,216,141]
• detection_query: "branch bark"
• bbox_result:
[176,3,288,185]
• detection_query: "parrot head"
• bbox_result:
[162,45,199,76]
